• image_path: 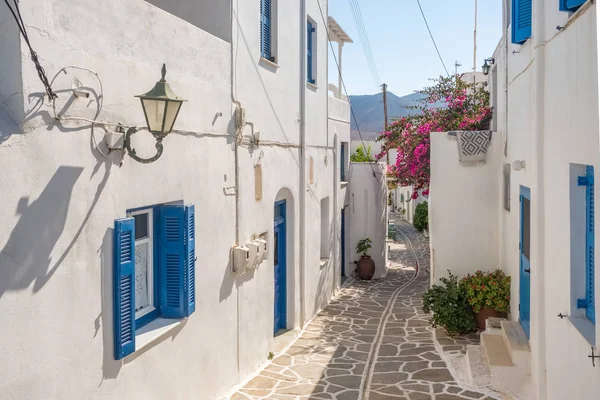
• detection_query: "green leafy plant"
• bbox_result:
[268,352,274,360]
[388,193,393,206]
[350,145,375,162]
[413,202,428,232]
[422,271,476,335]
[460,270,511,313]
[356,238,372,256]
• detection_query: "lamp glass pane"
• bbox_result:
[164,101,182,133]
[142,99,168,132]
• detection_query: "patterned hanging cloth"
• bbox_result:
[448,130,492,166]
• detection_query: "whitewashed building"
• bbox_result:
[429,0,600,398]
[0,1,389,399]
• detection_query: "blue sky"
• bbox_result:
[327,0,502,96]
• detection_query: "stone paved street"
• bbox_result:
[232,222,501,400]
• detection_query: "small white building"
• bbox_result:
[0,1,389,399]
[429,0,600,398]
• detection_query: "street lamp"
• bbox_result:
[482,58,495,76]
[125,64,186,163]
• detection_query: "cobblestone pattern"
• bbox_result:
[435,328,481,358]
[232,222,499,400]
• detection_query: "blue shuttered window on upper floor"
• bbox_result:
[113,204,196,360]
[578,166,595,324]
[512,0,532,44]
[307,20,316,84]
[260,0,272,60]
[560,0,586,12]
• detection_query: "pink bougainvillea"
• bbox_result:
[377,75,492,198]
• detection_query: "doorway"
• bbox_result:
[519,186,531,338]
[274,200,287,334]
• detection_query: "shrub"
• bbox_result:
[422,271,476,335]
[356,238,372,256]
[413,202,428,231]
[460,270,511,313]
[350,145,374,162]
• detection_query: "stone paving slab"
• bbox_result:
[232,222,502,400]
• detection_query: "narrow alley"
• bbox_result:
[232,222,500,400]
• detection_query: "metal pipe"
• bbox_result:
[298,0,307,328]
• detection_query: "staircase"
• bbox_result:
[465,318,533,399]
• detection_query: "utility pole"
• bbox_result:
[455,61,461,77]
[382,83,389,164]
[473,0,478,73]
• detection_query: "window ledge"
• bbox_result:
[340,181,349,188]
[568,316,596,346]
[320,258,330,268]
[307,82,318,91]
[259,57,279,70]
[134,318,184,353]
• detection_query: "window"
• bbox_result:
[512,0,532,44]
[320,197,330,259]
[341,142,348,181]
[260,0,275,61]
[503,163,511,212]
[114,204,196,360]
[578,166,595,324]
[560,0,586,12]
[307,19,316,84]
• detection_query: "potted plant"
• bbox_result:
[460,270,511,330]
[422,271,476,335]
[356,238,375,280]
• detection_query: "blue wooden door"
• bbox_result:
[274,200,287,334]
[341,207,346,278]
[519,186,531,338]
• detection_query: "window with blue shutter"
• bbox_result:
[260,0,272,60]
[113,202,196,359]
[114,218,136,360]
[512,0,532,44]
[560,0,586,12]
[340,143,346,181]
[577,167,595,324]
[307,20,315,84]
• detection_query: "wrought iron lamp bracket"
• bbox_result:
[124,127,165,164]
[589,347,599,367]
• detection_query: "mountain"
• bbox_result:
[348,92,425,140]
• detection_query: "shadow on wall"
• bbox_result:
[0,166,84,297]
[0,7,25,145]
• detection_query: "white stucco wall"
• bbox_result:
[490,2,600,398]
[429,131,502,284]
[0,0,348,399]
[347,162,388,279]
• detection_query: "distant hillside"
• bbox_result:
[348,92,425,140]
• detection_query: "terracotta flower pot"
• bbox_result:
[474,307,506,330]
[357,255,375,280]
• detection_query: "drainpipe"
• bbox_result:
[298,0,307,327]
[503,0,509,157]
[531,0,547,398]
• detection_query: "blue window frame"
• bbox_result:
[260,0,273,60]
[512,0,532,44]
[307,20,316,84]
[340,143,346,181]
[560,0,586,12]
[114,203,196,360]
[577,166,595,324]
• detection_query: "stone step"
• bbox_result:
[500,321,531,370]
[485,316,507,334]
[465,345,491,386]
[481,333,513,367]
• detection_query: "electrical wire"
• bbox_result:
[355,100,383,128]
[3,0,57,99]
[415,0,450,77]
[315,0,383,179]
[347,0,381,88]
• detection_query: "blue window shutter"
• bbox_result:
[340,144,345,181]
[307,21,315,84]
[512,0,532,44]
[185,205,196,316]
[261,0,271,59]
[586,167,595,323]
[561,0,585,11]
[114,218,135,360]
[159,206,186,318]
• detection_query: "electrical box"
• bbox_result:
[255,238,267,263]
[105,131,124,150]
[232,245,251,273]
[246,242,260,269]
[235,107,246,129]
